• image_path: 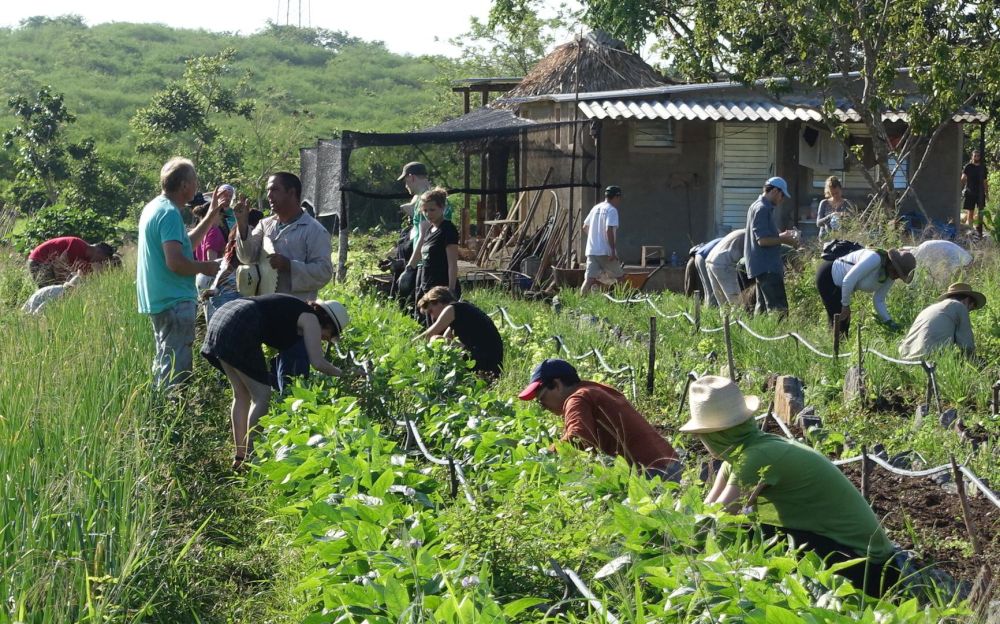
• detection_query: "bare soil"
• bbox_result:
[841,463,1000,584]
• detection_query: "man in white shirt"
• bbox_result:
[899,282,984,360]
[580,185,625,294]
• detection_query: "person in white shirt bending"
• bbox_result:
[815,247,916,336]
[580,185,625,295]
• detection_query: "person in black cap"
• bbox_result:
[518,358,681,479]
[580,185,626,294]
[397,162,453,273]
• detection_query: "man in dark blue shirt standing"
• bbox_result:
[743,176,799,315]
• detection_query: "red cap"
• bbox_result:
[518,380,544,400]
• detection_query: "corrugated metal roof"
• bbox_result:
[577,99,987,123]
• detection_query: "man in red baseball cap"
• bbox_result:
[519,359,681,480]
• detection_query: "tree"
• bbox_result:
[130,48,255,178]
[3,86,76,209]
[493,0,1000,216]
[452,2,578,76]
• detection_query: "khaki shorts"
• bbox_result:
[585,255,625,281]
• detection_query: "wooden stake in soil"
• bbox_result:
[951,456,984,556]
[647,316,656,395]
[856,323,864,407]
[860,445,871,503]
[992,380,1000,416]
[723,311,736,380]
[693,291,701,334]
[832,313,841,359]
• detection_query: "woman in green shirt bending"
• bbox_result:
[681,375,900,597]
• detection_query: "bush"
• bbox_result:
[12,204,120,253]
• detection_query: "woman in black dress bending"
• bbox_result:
[201,294,350,469]
[417,286,503,380]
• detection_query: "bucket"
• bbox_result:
[521,255,541,277]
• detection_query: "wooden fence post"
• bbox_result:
[951,456,984,556]
[860,445,871,503]
[723,311,736,380]
[647,316,656,395]
[693,292,701,334]
[833,313,841,359]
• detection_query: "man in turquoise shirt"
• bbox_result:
[137,157,224,388]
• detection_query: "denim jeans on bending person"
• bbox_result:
[150,299,197,389]
[271,337,311,394]
[204,290,241,325]
[753,271,788,315]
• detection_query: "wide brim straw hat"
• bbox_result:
[887,248,916,284]
[941,282,986,310]
[680,375,760,433]
[316,300,349,335]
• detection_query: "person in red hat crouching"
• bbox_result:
[682,375,901,597]
[518,358,681,480]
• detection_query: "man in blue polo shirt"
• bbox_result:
[137,157,223,389]
[743,176,799,315]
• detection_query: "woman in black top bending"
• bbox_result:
[417,286,504,379]
[417,187,460,300]
[201,294,350,469]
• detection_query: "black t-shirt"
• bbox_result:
[450,301,504,373]
[963,162,987,196]
[252,294,311,350]
[420,220,459,291]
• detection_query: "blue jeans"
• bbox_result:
[204,290,241,325]
[753,271,788,314]
[149,300,197,389]
[271,337,310,393]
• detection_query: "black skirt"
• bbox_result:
[200,298,271,385]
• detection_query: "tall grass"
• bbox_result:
[0,254,162,622]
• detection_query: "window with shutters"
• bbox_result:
[631,120,681,153]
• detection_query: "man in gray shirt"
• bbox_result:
[744,177,799,314]
[899,282,984,360]
[235,171,334,390]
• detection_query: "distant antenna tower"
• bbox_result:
[276,0,310,27]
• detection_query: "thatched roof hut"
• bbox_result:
[499,31,667,103]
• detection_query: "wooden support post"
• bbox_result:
[856,322,864,407]
[693,292,702,334]
[951,456,984,556]
[860,445,871,503]
[448,457,459,499]
[723,311,736,380]
[832,313,841,359]
[647,316,656,395]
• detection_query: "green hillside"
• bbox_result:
[0,16,456,153]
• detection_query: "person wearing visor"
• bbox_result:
[743,176,800,314]
[518,358,680,480]
[682,375,900,597]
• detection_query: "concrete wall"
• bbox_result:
[598,118,716,262]
[905,122,963,223]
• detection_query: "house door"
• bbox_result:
[716,123,776,232]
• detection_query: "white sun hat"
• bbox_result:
[316,300,349,335]
[679,375,760,433]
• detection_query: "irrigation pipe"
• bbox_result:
[553,335,638,401]
[489,307,640,401]
[605,294,937,367]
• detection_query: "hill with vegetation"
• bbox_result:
[0,16,468,245]
[0,16,455,151]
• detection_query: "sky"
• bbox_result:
[0,0,500,57]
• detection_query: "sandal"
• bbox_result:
[232,455,247,472]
